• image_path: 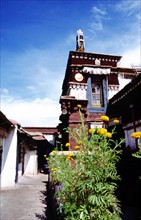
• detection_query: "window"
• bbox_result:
[79,35,83,39]
[91,79,103,107]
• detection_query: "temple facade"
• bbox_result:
[58,30,137,150]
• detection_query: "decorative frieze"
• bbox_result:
[108,85,119,99]
[83,67,111,75]
[70,51,121,64]
[68,82,87,99]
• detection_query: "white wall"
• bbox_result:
[44,134,55,145]
[108,75,132,99]
[18,162,22,178]
[118,75,131,91]
[24,150,38,175]
[1,126,17,188]
[124,128,136,150]
[69,84,87,99]
[108,86,119,99]
[124,123,141,151]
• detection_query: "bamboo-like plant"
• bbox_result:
[48,108,124,220]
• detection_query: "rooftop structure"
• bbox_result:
[58,30,137,150]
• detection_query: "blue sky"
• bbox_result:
[1,0,141,127]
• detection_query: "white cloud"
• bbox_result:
[0,88,9,95]
[1,47,65,127]
[1,6,140,129]
[1,96,61,127]
[1,39,70,128]
[89,6,107,32]
[91,6,106,16]
[120,47,141,67]
[1,49,66,109]
[115,0,140,16]
[87,0,140,54]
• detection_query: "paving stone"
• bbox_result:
[0,174,49,220]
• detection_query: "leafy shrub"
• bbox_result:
[49,109,124,220]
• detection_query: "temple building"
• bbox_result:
[58,30,137,150]
[107,74,141,151]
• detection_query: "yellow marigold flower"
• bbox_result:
[113,119,119,124]
[97,128,107,135]
[52,150,58,154]
[77,104,82,109]
[131,132,141,139]
[66,156,71,160]
[67,152,73,157]
[51,168,57,171]
[66,155,74,161]
[100,115,109,122]
[105,132,112,138]
[88,128,95,134]
[65,142,70,147]
[75,145,80,149]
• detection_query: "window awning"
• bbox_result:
[83,67,110,74]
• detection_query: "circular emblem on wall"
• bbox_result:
[62,109,67,115]
[75,73,83,82]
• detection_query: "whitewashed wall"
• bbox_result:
[1,126,17,188]
[108,75,132,99]
[69,84,87,99]
[44,134,55,145]
[24,150,38,175]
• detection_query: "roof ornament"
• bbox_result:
[76,29,85,52]
[95,58,100,66]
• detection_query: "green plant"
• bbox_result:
[49,109,124,220]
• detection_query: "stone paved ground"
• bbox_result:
[0,174,49,220]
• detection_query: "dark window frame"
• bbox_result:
[91,78,103,107]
